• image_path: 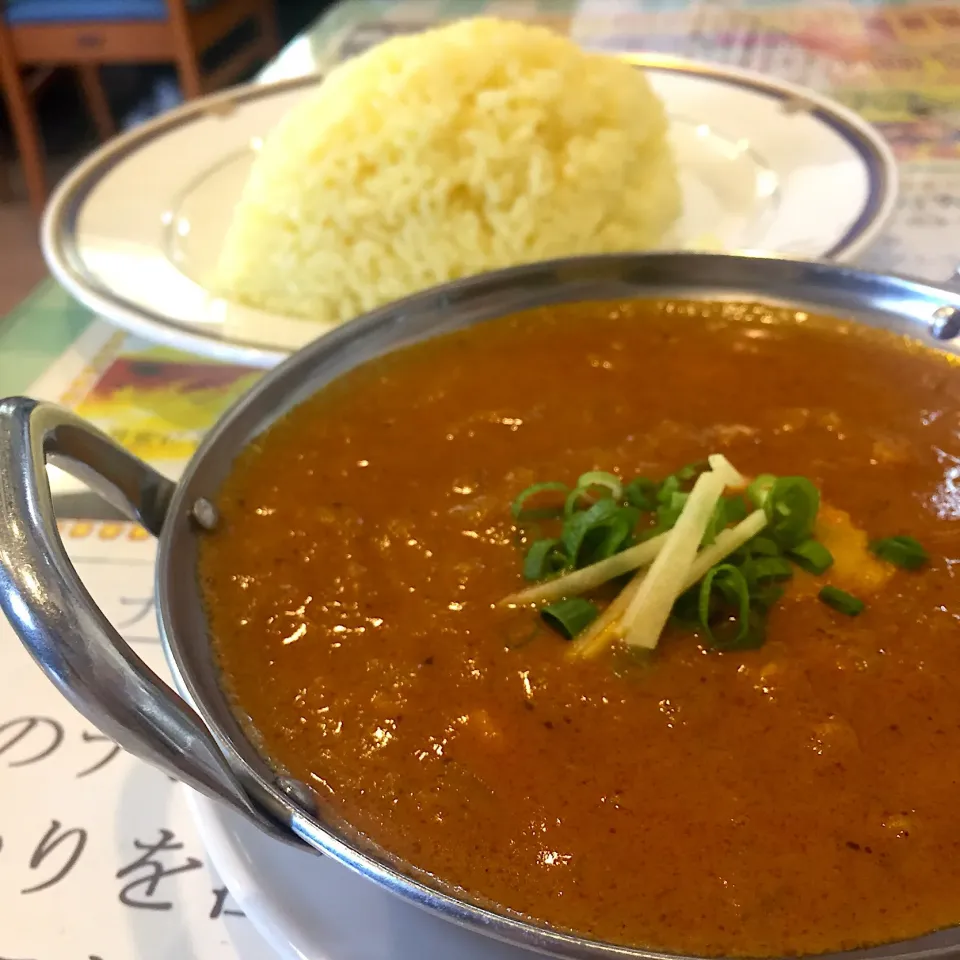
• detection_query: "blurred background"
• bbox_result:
[0,0,299,313]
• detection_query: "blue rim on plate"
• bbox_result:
[624,55,892,261]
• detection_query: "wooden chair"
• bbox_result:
[0,0,280,214]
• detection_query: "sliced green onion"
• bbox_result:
[748,536,781,557]
[560,499,623,567]
[503,530,668,606]
[582,507,639,566]
[722,495,749,527]
[510,461,862,658]
[681,510,769,594]
[676,462,707,482]
[541,597,599,639]
[657,474,680,503]
[577,471,622,499]
[870,535,929,570]
[751,582,785,611]
[747,473,777,508]
[563,473,622,518]
[765,476,820,548]
[568,506,769,660]
[698,564,751,648]
[576,516,631,569]
[671,585,701,624]
[819,586,865,616]
[702,495,750,547]
[623,477,658,511]
[788,539,834,575]
[563,486,586,518]
[742,556,794,584]
[715,573,751,610]
[523,538,567,581]
[656,491,688,530]
[511,481,567,521]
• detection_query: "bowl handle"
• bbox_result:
[0,397,275,831]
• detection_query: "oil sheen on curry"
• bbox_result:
[200,300,960,957]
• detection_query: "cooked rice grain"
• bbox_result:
[215,18,681,324]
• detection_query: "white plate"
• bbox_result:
[43,54,898,368]
[185,790,539,960]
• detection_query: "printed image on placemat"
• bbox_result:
[29,325,261,477]
[72,350,259,465]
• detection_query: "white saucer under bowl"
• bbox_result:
[185,790,542,960]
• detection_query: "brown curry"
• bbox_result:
[201,300,960,957]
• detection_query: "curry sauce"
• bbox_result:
[201,300,960,956]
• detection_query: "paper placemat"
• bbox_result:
[0,519,280,960]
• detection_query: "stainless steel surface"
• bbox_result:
[275,775,320,810]
[0,397,275,834]
[6,253,960,959]
[930,305,960,340]
[190,497,219,530]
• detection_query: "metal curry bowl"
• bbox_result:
[2,252,960,960]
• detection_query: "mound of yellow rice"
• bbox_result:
[215,18,681,324]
